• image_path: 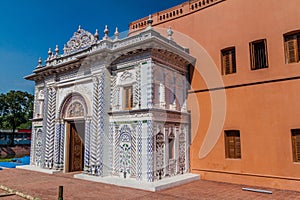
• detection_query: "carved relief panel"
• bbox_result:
[155,131,165,179]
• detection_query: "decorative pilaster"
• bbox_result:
[182,78,188,112]
[41,87,48,168]
[159,83,166,108]
[164,126,169,176]
[185,125,190,173]
[35,129,43,167]
[90,71,105,176]
[147,62,153,108]
[136,121,143,180]
[59,123,65,169]
[53,120,64,170]
[44,87,57,169]
[146,120,153,182]
[84,117,92,173]
[97,70,105,176]
[33,89,38,117]
[175,126,180,174]
[133,65,141,109]
[108,122,114,175]
[130,124,137,178]
[111,73,118,111]
[90,76,99,175]
[113,124,120,176]
[179,127,186,174]
[53,122,61,169]
[30,127,36,165]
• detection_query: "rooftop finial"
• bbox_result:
[167,26,174,41]
[63,44,67,53]
[146,14,153,30]
[78,25,81,32]
[47,48,52,60]
[103,25,109,40]
[94,29,99,41]
[36,57,42,68]
[55,45,59,56]
[114,27,119,41]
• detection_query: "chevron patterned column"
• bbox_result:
[84,117,91,173]
[130,124,137,178]
[44,87,56,169]
[147,120,153,182]
[108,122,114,175]
[59,122,65,169]
[30,127,36,165]
[136,121,143,180]
[90,76,99,175]
[41,87,48,168]
[97,70,105,176]
[113,124,120,176]
[53,122,61,169]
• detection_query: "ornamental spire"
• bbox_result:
[36,57,42,69]
[114,27,119,41]
[55,45,59,56]
[146,14,153,30]
[103,25,109,40]
[94,29,99,41]
[167,26,174,41]
[47,48,52,60]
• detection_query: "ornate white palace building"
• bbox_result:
[25,21,195,185]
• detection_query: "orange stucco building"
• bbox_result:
[130,0,300,191]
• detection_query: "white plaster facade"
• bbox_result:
[25,24,195,182]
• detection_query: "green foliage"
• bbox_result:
[18,121,32,129]
[0,90,33,143]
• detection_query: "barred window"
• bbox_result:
[249,39,268,70]
[284,32,300,64]
[225,130,241,159]
[123,86,133,110]
[291,129,300,162]
[221,47,236,75]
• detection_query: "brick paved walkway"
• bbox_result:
[0,168,300,199]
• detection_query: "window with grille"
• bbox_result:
[225,130,241,159]
[123,86,133,110]
[221,47,236,75]
[249,39,268,70]
[284,32,300,64]
[291,129,300,162]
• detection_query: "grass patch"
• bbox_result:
[0,158,12,162]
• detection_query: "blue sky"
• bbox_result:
[0,0,186,94]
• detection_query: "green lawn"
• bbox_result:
[0,158,12,162]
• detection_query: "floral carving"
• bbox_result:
[64,26,97,55]
[67,102,85,118]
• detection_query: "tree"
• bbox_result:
[0,90,33,145]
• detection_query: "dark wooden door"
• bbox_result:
[69,123,83,172]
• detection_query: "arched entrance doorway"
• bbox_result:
[60,94,87,172]
[67,120,84,172]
